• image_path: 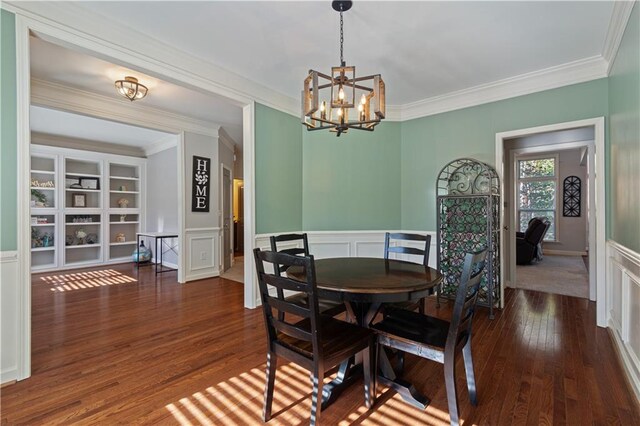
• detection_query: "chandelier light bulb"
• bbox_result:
[338,87,345,101]
[337,108,343,116]
[360,94,366,105]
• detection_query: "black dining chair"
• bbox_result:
[384,232,432,314]
[254,248,376,425]
[270,233,346,318]
[372,247,488,426]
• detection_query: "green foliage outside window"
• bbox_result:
[518,157,556,241]
[519,158,555,178]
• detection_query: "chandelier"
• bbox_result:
[302,0,385,136]
[115,76,148,101]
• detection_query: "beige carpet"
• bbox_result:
[515,255,589,299]
[220,256,244,284]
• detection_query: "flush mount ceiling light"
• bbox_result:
[302,0,385,137]
[114,76,148,101]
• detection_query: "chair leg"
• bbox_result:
[419,297,425,315]
[310,369,324,426]
[444,354,460,426]
[363,341,375,408]
[396,351,405,375]
[263,352,277,422]
[463,339,478,405]
[436,285,441,308]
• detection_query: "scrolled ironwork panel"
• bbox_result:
[436,158,501,318]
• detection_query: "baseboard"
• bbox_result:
[150,258,178,269]
[184,269,220,282]
[545,250,588,256]
[608,324,640,404]
[1,367,18,385]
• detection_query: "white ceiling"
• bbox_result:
[30,105,174,149]
[72,1,614,105]
[27,1,616,146]
[30,37,244,145]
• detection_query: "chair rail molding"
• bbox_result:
[607,240,640,402]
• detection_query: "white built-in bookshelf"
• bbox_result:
[30,145,146,272]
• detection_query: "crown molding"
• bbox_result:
[5,1,299,116]
[31,131,147,158]
[144,134,178,157]
[602,0,636,75]
[218,128,236,154]
[397,56,608,121]
[31,78,220,137]
[6,1,622,125]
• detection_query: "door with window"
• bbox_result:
[517,155,557,241]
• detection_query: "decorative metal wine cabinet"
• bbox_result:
[436,158,501,318]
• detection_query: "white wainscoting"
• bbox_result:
[254,230,437,306]
[607,240,640,401]
[1,251,19,384]
[184,227,220,282]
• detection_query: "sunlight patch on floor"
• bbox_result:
[165,361,454,425]
[40,269,137,292]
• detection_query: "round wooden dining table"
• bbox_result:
[287,257,443,410]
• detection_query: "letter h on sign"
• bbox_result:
[192,155,211,212]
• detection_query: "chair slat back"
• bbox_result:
[270,233,310,275]
[254,248,323,356]
[446,248,488,351]
[384,232,431,266]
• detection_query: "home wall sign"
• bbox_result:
[563,175,581,217]
[192,155,211,212]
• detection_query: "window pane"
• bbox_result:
[519,158,555,178]
[519,181,556,209]
[519,211,555,241]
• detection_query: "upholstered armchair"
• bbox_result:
[516,217,550,265]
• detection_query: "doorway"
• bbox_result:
[510,143,591,299]
[13,16,258,381]
[495,117,607,327]
[221,166,232,272]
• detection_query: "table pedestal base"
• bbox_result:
[321,302,431,410]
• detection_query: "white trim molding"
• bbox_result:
[145,134,178,157]
[545,250,588,257]
[495,117,606,326]
[184,227,221,282]
[4,1,295,115]
[0,252,20,384]
[397,56,608,121]
[31,79,220,138]
[6,0,631,125]
[607,240,640,402]
[602,1,637,74]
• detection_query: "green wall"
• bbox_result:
[1,9,17,251]
[302,122,401,231]
[608,3,640,253]
[400,79,609,231]
[254,103,303,234]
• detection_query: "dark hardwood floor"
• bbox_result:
[1,263,638,425]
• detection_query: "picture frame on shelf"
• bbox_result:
[65,177,81,188]
[80,177,100,190]
[72,193,87,207]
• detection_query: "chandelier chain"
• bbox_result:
[339,10,344,66]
